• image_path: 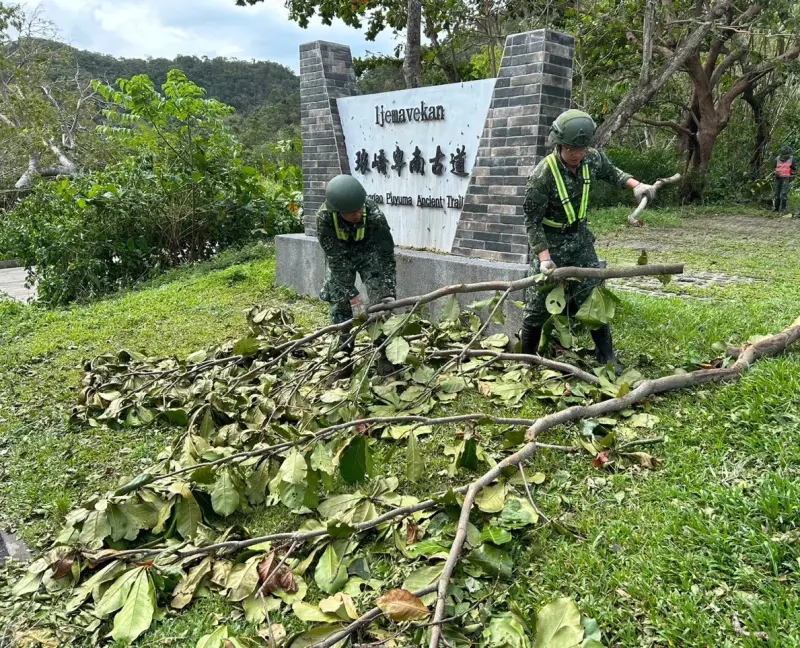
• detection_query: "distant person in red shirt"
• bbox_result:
[773,146,796,214]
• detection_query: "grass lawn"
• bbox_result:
[1,207,799,647]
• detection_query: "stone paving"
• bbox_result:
[0,266,36,302]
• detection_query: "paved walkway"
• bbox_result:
[0,266,36,302]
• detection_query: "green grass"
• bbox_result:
[2,210,800,647]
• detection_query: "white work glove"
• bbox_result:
[633,183,656,203]
[539,259,557,276]
[350,296,367,319]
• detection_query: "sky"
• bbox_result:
[31,0,398,72]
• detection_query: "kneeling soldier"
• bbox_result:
[521,109,657,373]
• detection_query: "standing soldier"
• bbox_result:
[773,146,796,214]
[317,175,397,353]
[521,110,657,373]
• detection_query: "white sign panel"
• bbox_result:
[337,79,496,252]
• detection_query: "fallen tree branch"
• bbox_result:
[429,349,600,385]
[427,318,800,648]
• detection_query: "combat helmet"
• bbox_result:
[549,109,596,148]
[326,175,367,213]
[780,145,794,157]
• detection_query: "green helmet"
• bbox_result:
[325,174,367,213]
[780,146,793,156]
[548,109,596,148]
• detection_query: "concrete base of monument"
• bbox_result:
[276,233,529,340]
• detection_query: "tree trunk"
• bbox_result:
[403,0,423,88]
[743,85,770,181]
[681,121,720,202]
[640,0,658,85]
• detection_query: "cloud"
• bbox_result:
[31,0,398,71]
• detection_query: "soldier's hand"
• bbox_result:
[350,296,367,319]
[633,183,656,203]
[540,259,557,276]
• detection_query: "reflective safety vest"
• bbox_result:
[776,158,794,178]
[333,212,367,241]
[544,153,591,225]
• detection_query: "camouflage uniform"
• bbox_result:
[522,148,632,328]
[773,154,796,212]
[317,198,396,324]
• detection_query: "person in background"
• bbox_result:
[773,146,796,214]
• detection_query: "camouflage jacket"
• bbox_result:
[523,148,632,254]
[316,199,395,270]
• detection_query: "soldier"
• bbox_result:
[317,174,397,351]
[773,146,796,214]
[521,109,657,374]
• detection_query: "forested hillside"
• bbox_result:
[45,39,299,114]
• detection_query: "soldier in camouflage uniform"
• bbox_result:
[317,175,397,338]
[521,110,657,373]
[773,146,796,213]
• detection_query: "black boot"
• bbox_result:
[591,325,622,376]
[520,324,542,356]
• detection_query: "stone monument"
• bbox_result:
[276,30,574,334]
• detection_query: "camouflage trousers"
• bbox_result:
[321,247,397,324]
[774,178,792,211]
[523,223,602,329]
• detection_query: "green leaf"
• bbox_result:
[187,349,207,364]
[11,571,43,598]
[498,497,539,529]
[176,491,203,539]
[401,563,445,592]
[458,439,479,471]
[171,557,212,610]
[292,601,341,623]
[196,625,229,648]
[406,539,451,559]
[475,482,506,513]
[340,436,371,484]
[466,544,512,580]
[65,560,126,612]
[480,526,512,545]
[535,598,584,648]
[95,567,142,617]
[629,413,659,429]
[482,333,509,349]
[441,295,460,322]
[575,286,620,331]
[279,448,308,484]
[227,557,260,602]
[483,612,531,648]
[311,444,336,475]
[111,569,155,644]
[287,625,346,648]
[546,284,567,315]
[232,336,259,357]
[79,508,111,550]
[315,544,348,594]
[318,493,364,520]
[406,431,424,483]
[439,376,467,394]
[386,337,410,365]
[211,469,240,517]
[327,519,358,539]
[582,617,603,647]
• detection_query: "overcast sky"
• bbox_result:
[32,0,397,72]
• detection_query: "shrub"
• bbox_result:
[592,147,682,208]
[0,70,302,305]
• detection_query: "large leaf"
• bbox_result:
[466,544,513,580]
[546,284,567,315]
[279,448,308,484]
[171,557,212,610]
[292,601,342,623]
[311,444,336,475]
[318,493,364,520]
[340,436,372,484]
[441,295,460,322]
[95,567,142,617]
[498,497,539,529]
[227,557,260,602]
[480,526,512,545]
[196,626,229,648]
[314,544,348,594]
[401,563,445,592]
[319,593,359,620]
[535,598,584,648]
[287,625,347,648]
[386,337,410,365]
[65,560,126,612]
[176,490,203,539]
[475,482,505,513]
[232,336,259,357]
[79,508,111,550]
[111,568,155,644]
[406,432,424,483]
[376,589,429,622]
[575,286,620,330]
[483,612,531,648]
[211,469,240,517]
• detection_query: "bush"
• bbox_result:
[592,147,682,208]
[0,70,302,305]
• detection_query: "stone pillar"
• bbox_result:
[299,41,358,235]
[451,30,574,264]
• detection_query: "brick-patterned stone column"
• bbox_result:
[300,41,359,235]
[451,30,574,264]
